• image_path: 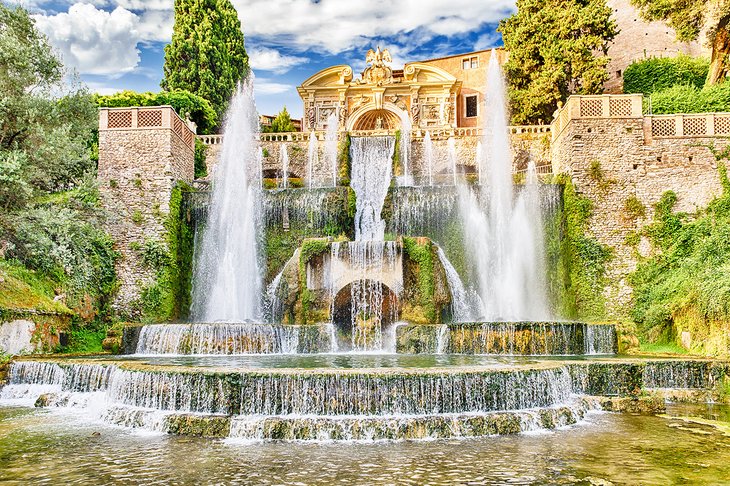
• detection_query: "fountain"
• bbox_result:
[190,79,262,322]
[1,64,646,444]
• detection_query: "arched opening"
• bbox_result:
[332,280,399,350]
[352,109,402,131]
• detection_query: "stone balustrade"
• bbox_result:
[99,106,196,152]
[199,125,552,146]
[551,94,643,141]
[646,112,730,139]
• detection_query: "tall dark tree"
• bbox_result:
[499,0,618,125]
[630,0,730,85]
[161,0,249,126]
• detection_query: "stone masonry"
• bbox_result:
[551,95,728,316]
[97,106,195,316]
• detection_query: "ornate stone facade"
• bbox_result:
[295,48,510,133]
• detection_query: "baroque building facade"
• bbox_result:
[297,47,507,133]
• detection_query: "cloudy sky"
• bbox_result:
[11,0,513,117]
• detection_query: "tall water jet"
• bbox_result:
[447,136,457,185]
[398,112,413,186]
[423,131,433,186]
[457,50,550,320]
[307,131,318,188]
[325,111,339,187]
[191,78,262,322]
[278,143,289,189]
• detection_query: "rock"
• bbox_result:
[598,395,666,414]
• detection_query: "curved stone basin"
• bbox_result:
[1,356,727,441]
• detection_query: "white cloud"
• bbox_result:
[232,0,515,54]
[254,78,292,95]
[474,32,502,51]
[33,3,142,76]
[248,47,306,74]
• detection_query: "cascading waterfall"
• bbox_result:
[325,112,339,187]
[423,131,434,186]
[457,50,550,321]
[278,143,289,189]
[338,136,397,350]
[134,323,335,355]
[307,131,318,188]
[436,247,480,321]
[585,324,618,355]
[190,78,262,322]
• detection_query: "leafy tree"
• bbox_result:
[0,4,96,209]
[267,106,296,133]
[161,0,249,126]
[630,0,730,85]
[95,90,218,134]
[499,0,618,124]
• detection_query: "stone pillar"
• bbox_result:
[97,106,195,317]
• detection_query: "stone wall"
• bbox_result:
[97,107,195,316]
[552,95,727,316]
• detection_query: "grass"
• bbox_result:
[0,260,73,314]
[639,340,690,355]
[57,327,107,354]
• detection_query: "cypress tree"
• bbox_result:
[161,0,249,127]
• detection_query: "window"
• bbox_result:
[462,56,479,70]
[465,94,478,118]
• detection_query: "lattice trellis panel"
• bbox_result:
[183,130,193,147]
[651,118,676,137]
[609,98,632,117]
[579,99,603,117]
[173,116,183,139]
[138,109,162,127]
[683,117,707,136]
[715,116,730,135]
[108,111,132,128]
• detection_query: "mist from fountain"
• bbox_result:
[278,143,289,189]
[307,131,318,189]
[398,112,413,186]
[325,111,339,187]
[423,130,433,186]
[190,78,262,322]
[457,50,550,321]
[447,136,457,185]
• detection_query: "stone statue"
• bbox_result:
[363,47,393,86]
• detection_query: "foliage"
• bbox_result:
[552,175,612,319]
[623,195,646,220]
[95,90,218,135]
[57,325,107,354]
[647,83,730,114]
[623,56,709,96]
[161,0,249,123]
[1,182,117,318]
[139,182,196,321]
[263,107,296,133]
[630,0,730,84]
[630,159,730,355]
[0,5,97,210]
[499,0,618,124]
[194,139,208,178]
[402,237,437,323]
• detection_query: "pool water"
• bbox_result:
[1,403,729,484]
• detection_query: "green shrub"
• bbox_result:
[624,56,709,96]
[647,82,730,114]
[95,90,217,134]
[623,195,646,220]
[194,139,208,179]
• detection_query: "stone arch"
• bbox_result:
[332,281,400,334]
[346,102,409,131]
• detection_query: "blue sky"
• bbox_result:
[11,0,513,118]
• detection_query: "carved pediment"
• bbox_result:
[362,47,393,86]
